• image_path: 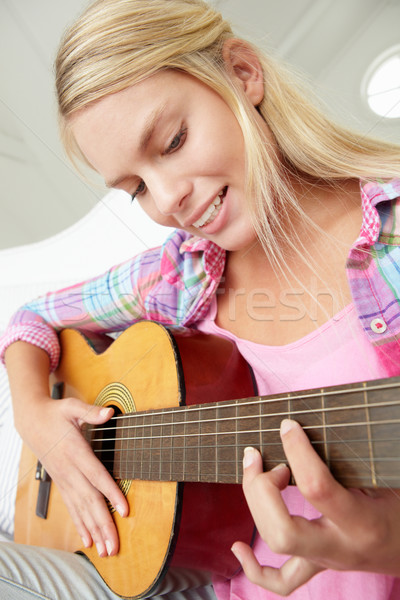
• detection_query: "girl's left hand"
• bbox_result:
[231,419,400,596]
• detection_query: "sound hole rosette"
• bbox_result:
[95,382,136,505]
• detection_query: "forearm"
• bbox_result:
[4,341,51,434]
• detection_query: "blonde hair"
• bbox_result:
[56,0,400,262]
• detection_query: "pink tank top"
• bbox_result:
[195,299,400,600]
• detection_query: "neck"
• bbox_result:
[89,375,400,489]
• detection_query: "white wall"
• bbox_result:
[0,190,172,329]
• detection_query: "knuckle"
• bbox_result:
[300,474,331,503]
[88,524,102,542]
[61,396,78,412]
[267,524,297,555]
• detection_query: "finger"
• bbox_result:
[61,397,114,426]
[241,448,292,543]
[59,467,121,557]
[59,399,129,517]
[63,498,93,550]
[232,541,323,596]
[243,454,291,537]
[280,419,362,527]
[80,494,119,557]
[76,441,129,519]
[242,447,290,495]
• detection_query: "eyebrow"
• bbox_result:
[106,103,167,189]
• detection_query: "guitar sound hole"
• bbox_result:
[93,405,122,478]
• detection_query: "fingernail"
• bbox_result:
[82,536,91,548]
[272,462,287,471]
[96,542,106,557]
[231,545,243,565]
[105,540,113,556]
[243,447,256,468]
[100,407,112,418]
[115,504,126,518]
[280,419,296,436]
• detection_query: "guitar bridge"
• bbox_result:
[35,461,52,519]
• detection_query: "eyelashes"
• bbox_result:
[131,180,146,203]
[130,126,187,203]
[164,127,187,155]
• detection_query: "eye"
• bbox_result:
[164,127,187,155]
[131,180,146,202]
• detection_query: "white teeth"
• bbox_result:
[193,191,224,228]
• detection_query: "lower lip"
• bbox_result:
[197,188,229,235]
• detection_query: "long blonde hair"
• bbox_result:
[56,0,400,261]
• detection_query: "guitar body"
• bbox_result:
[15,321,257,599]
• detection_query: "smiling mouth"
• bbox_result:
[193,187,227,228]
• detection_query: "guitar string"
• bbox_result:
[92,433,400,475]
[97,452,400,484]
[90,418,400,482]
[89,399,400,441]
[101,469,399,483]
[98,452,400,464]
[85,381,400,481]
[90,419,400,452]
[94,436,399,451]
[105,380,400,425]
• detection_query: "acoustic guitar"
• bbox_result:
[14,321,400,599]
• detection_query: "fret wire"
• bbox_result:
[139,414,143,480]
[197,406,201,482]
[216,404,219,484]
[183,404,186,482]
[108,380,400,423]
[258,397,262,463]
[90,418,400,445]
[363,383,377,487]
[159,409,164,481]
[321,388,329,468]
[95,398,400,434]
[235,401,238,483]
[170,409,173,481]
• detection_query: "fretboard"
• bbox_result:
[90,376,400,488]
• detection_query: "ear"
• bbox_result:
[222,39,264,106]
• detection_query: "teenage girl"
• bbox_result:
[1,1,400,598]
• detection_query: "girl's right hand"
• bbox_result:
[18,394,129,557]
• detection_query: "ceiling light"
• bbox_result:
[362,45,400,119]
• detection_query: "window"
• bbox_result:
[362,45,400,119]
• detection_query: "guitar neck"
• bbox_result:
[91,376,400,489]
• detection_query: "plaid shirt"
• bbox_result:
[1,179,400,373]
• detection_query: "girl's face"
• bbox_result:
[71,68,269,251]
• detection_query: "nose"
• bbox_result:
[147,170,192,216]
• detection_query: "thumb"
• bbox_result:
[62,397,114,426]
[80,404,114,426]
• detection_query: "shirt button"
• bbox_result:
[370,317,387,334]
